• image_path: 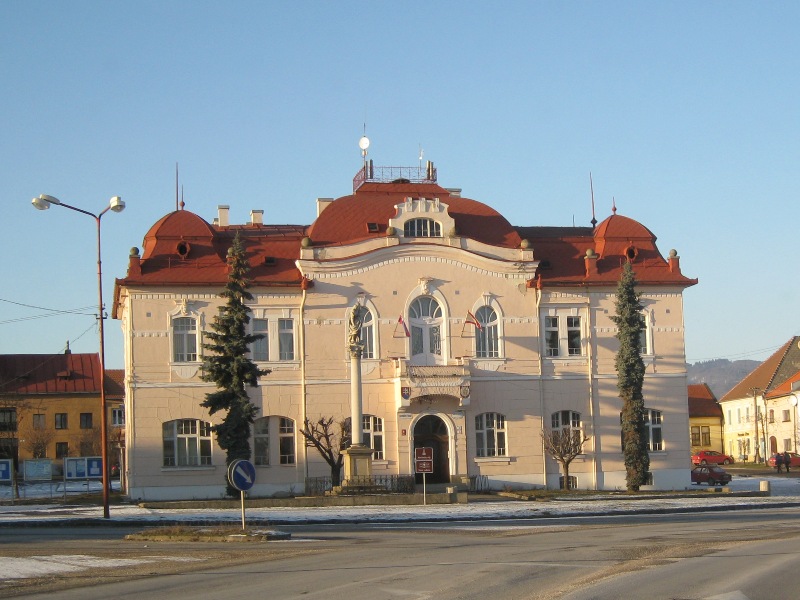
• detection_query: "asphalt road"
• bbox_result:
[4,508,800,599]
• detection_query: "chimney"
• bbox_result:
[217,205,230,227]
[316,198,334,217]
[250,209,264,225]
[584,248,599,277]
[668,249,681,274]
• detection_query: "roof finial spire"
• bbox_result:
[612,197,617,214]
[175,162,179,212]
[590,172,597,227]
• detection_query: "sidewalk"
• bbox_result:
[2,474,800,526]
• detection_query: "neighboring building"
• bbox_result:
[688,383,724,454]
[719,337,800,462]
[0,351,124,474]
[113,161,698,501]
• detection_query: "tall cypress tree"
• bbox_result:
[201,233,269,496]
[611,261,649,491]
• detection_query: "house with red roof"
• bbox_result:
[719,337,800,462]
[0,351,124,475]
[688,383,724,454]
[113,160,697,500]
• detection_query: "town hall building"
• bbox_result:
[113,160,697,500]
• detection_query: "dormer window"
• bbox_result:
[404,218,441,238]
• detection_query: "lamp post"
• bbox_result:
[32,193,125,519]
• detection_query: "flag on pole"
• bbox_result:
[466,311,483,330]
[398,315,411,337]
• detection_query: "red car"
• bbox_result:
[691,451,734,465]
[767,452,800,468]
[691,465,732,486]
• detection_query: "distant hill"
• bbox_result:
[686,359,760,399]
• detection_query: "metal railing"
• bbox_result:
[304,474,416,496]
[353,163,437,191]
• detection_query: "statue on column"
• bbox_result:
[348,303,369,355]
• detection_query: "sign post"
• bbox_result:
[415,447,433,506]
[228,459,256,530]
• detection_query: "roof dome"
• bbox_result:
[141,210,215,260]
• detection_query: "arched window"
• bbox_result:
[475,306,499,358]
[409,296,443,364]
[404,218,441,238]
[362,414,384,459]
[475,412,507,457]
[361,309,375,359]
[253,416,296,465]
[162,419,212,467]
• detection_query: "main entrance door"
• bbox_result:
[413,415,450,484]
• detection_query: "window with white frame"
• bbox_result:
[362,415,384,459]
[279,417,295,464]
[253,416,296,465]
[475,306,499,358]
[361,310,375,359]
[279,319,295,361]
[112,407,125,427]
[252,318,269,361]
[162,419,212,467]
[638,315,651,355]
[783,410,792,422]
[552,410,581,432]
[404,218,441,238]
[542,311,584,357]
[645,409,663,451]
[784,438,793,451]
[475,412,507,457]
[172,316,198,362]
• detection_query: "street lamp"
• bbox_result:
[32,193,125,519]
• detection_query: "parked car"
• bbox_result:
[691,450,734,465]
[691,465,733,486]
[767,452,800,468]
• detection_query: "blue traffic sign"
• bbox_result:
[228,459,256,491]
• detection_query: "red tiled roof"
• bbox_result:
[720,337,800,402]
[307,182,522,248]
[105,369,125,400]
[765,369,800,400]
[0,353,101,395]
[688,383,722,418]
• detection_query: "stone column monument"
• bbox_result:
[342,301,374,485]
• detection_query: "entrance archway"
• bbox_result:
[413,414,450,484]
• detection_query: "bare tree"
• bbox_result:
[22,427,54,459]
[542,427,590,490]
[300,417,351,486]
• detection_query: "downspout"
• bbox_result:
[299,279,309,482]
[534,276,547,488]
[585,287,597,490]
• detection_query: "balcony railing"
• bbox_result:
[353,161,437,191]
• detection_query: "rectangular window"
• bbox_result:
[783,410,791,422]
[646,410,663,451]
[253,418,269,466]
[566,316,581,356]
[701,426,711,446]
[279,417,295,464]
[475,412,507,457]
[545,316,559,357]
[112,407,125,427]
[0,409,17,432]
[691,426,700,446]
[55,442,69,458]
[33,413,46,430]
[55,413,68,430]
[252,318,269,361]
[785,439,793,452]
[279,319,294,361]
[173,316,198,362]
[80,413,93,429]
[362,415,384,460]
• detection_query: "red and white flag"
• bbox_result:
[398,315,411,337]
[466,311,483,330]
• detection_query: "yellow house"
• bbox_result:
[688,383,723,455]
[0,351,124,476]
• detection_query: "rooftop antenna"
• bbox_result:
[175,163,179,212]
[418,144,424,170]
[590,172,597,227]
[358,123,370,169]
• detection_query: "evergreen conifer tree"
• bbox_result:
[611,261,649,491]
[201,233,269,496]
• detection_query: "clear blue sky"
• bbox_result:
[2,1,798,369]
